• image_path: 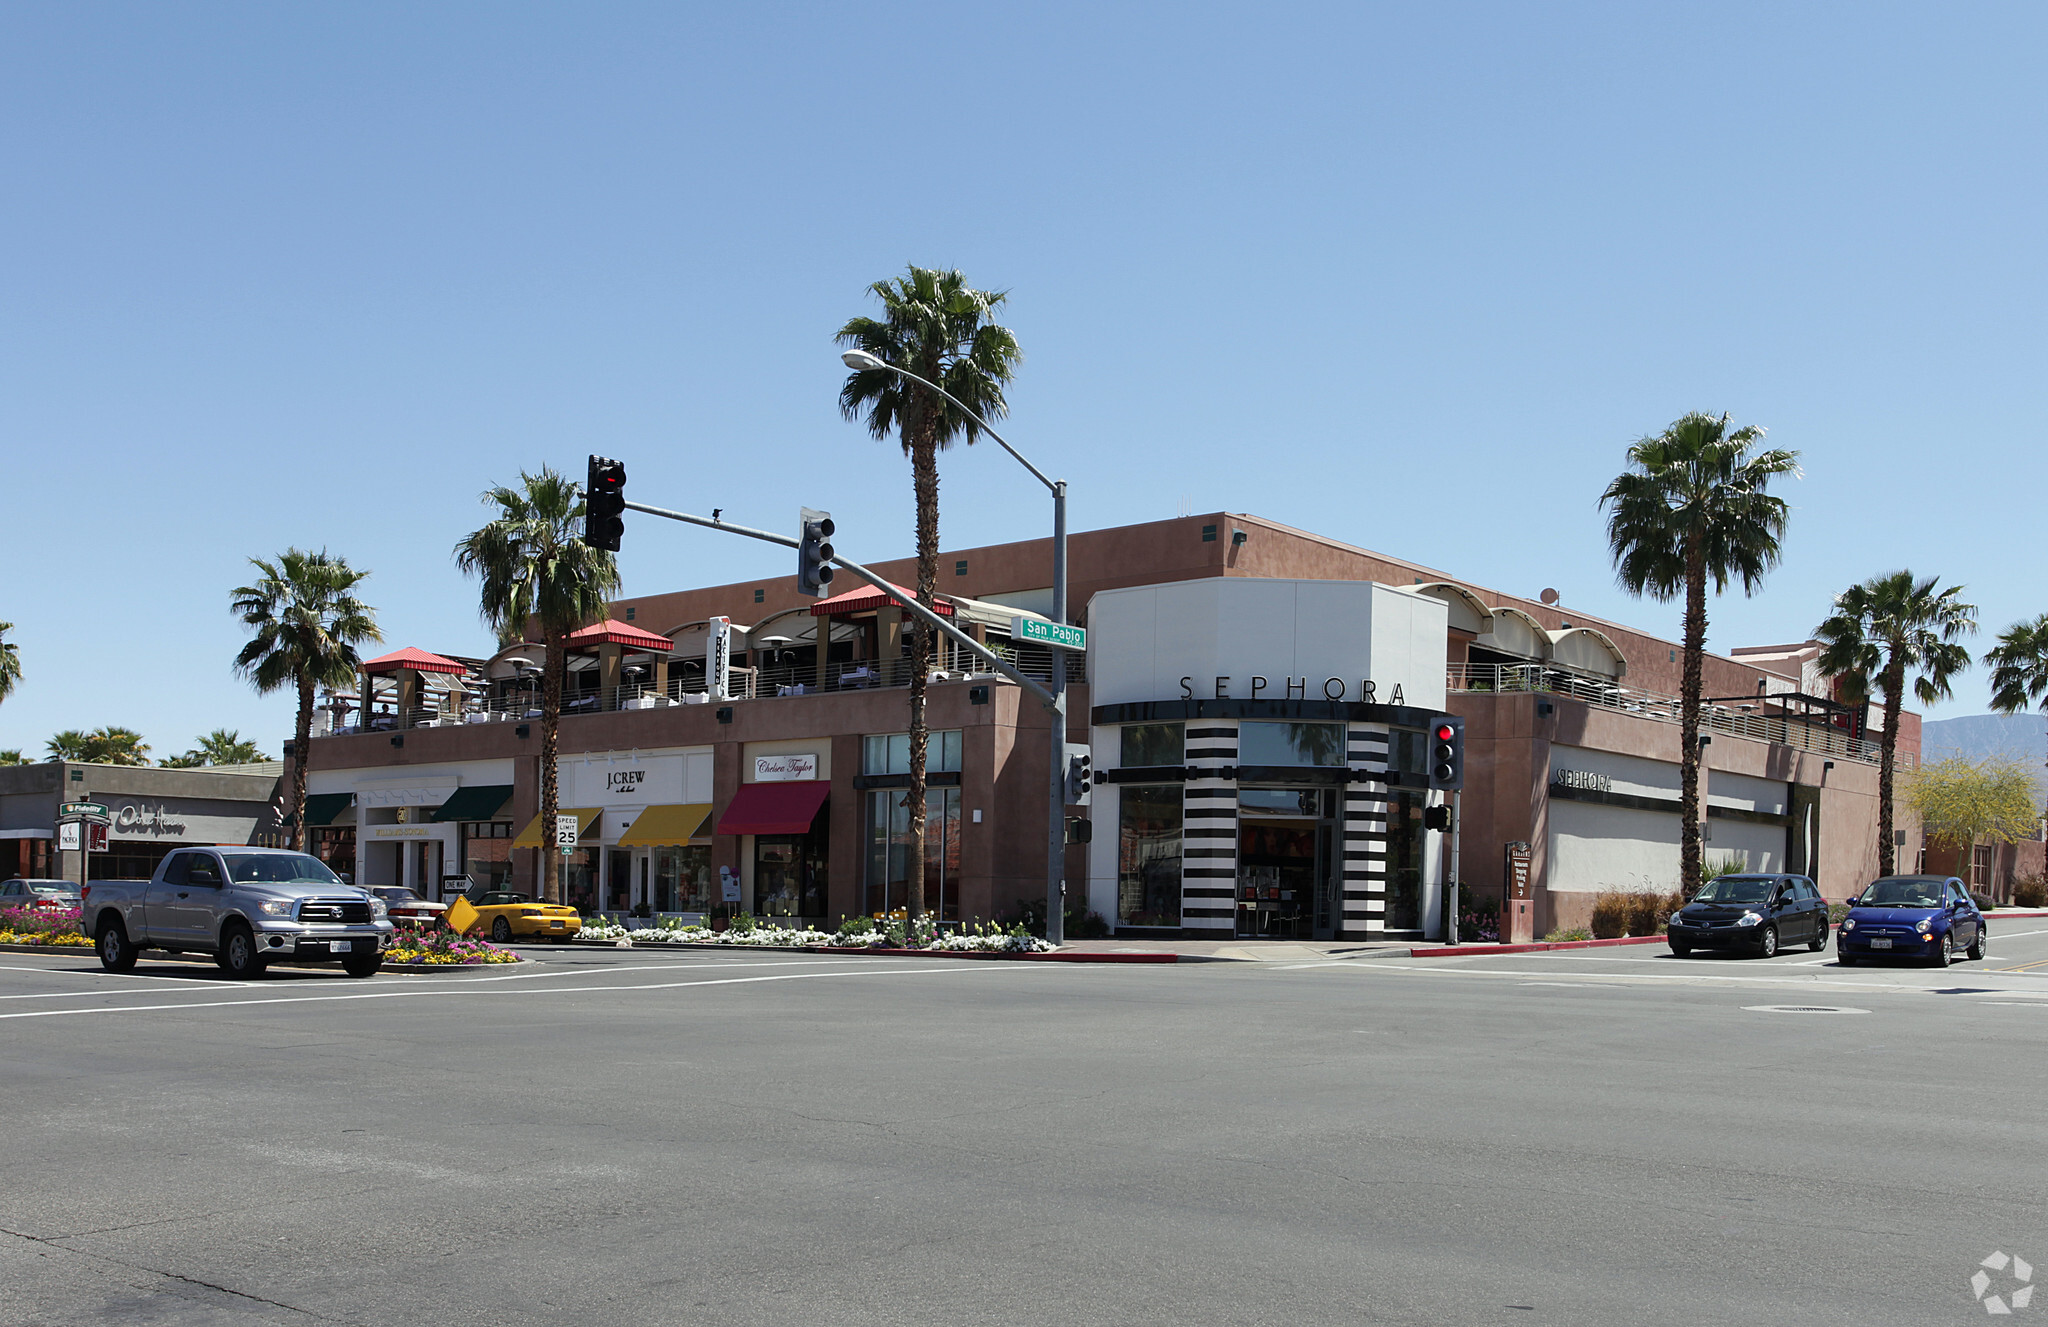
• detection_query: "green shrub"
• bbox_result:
[2013,875,2048,909]
[1544,926,1593,943]
[1590,891,1630,939]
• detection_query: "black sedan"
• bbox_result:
[1668,873,1830,958]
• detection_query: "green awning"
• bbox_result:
[289,792,355,827]
[431,784,515,824]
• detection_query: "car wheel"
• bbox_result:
[1967,928,1986,962]
[1930,932,1953,968]
[342,953,383,978]
[491,917,513,944]
[1837,952,1857,966]
[218,924,267,979]
[1807,925,1826,952]
[1757,925,1778,959]
[96,918,138,973]
[1669,941,1691,958]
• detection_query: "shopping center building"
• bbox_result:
[299,511,1919,939]
[0,761,287,884]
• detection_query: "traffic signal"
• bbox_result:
[1065,745,1092,805]
[584,455,626,552]
[797,507,835,597]
[1426,716,1465,791]
[1065,816,1093,845]
[1422,804,1450,831]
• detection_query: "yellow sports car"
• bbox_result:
[453,892,583,943]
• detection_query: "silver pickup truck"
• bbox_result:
[83,846,396,978]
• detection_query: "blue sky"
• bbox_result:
[2,2,2043,759]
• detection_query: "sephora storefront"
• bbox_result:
[1084,578,1453,940]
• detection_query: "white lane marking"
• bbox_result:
[1518,981,1605,988]
[0,954,887,999]
[1978,1002,2048,1007]
[0,963,1029,1022]
[1984,928,2048,941]
[1295,961,2043,995]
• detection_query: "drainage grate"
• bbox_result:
[1742,1005,1871,1015]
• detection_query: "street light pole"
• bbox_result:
[841,350,1071,946]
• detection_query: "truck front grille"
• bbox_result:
[300,899,373,924]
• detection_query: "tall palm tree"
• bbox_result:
[0,621,20,708]
[1981,613,2048,822]
[455,467,619,905]
[837,267,1021,920]
[162,729,268,768]
[232,550,382,853]
[45,726,152,765]
[1600,412,1800,898]
[1815,572,1976,876]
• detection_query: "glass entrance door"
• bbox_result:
[1236,788,1338,940]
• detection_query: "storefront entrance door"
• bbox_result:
[1236,788,1339,940]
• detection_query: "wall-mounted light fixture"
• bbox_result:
[969,685,990,706]
[1536,699,1554,717]
[515,724,530,739]
[1231,529,1247,547]
[389,735,404,749]
[717,707,734,724]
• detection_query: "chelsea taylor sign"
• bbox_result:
[1179,676,1408,705]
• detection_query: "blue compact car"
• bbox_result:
[1836,875,1985,967]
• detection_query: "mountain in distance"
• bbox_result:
[1921,713,2048,764]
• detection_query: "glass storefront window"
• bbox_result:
[754,835,827,918]
[863,788,962,920]
[653,845,713,913]
[312,828,357,879]
[1238,722,1345,766]
[1120,723,1184,768]
[563,848,598,914]
[1117,785,1182,928]
[1385,790,1426,931]
[460,822,512,892]
[863,730,962,775]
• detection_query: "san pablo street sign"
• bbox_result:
[1012,617,1086,652]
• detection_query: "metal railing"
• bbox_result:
[1447,662,1907,767]
[320,650,1085,734]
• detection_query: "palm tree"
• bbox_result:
[837,267,1021,920]
[162,729,268,768]
[0,621,20,707]
[45,726,152,765]
[1987,614,2048,721]
[0,750,25,766]
[1600,412,1800,898]
[1815,572,1977,876]
[232,550,382,852]
[454,466,619,905]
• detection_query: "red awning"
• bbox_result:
[809,582,955,618]
[566,619,674,652]
[714,782,830,836]
[362,646,468,676]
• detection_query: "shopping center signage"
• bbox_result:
[1551,769,1614,794]
[110,802,189,838]
[754,753,818,782]
[708,616,732,701]
[1178,676,1410,705]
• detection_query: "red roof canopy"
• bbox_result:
[566,619,673,652]
[714,782,830,836]
[809,583,955,618]
[362,647,467,676]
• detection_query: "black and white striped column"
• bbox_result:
[1180,723,1237,932]
[1342,725,1391,937]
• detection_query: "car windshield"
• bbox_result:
[1856,879,1945,907]
[373,888,422,903]
[29,883,77,895]
[1690,877,1773,904]
[221,853,343,886]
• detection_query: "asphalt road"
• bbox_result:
[4,923,2046,1327]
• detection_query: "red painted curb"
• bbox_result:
[1410,934,1672,958]
[817,946,1177,963]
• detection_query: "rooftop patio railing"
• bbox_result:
[1447,662,1907,768]
[319,649,1085,734]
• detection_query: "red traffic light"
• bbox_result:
[1434,722,1455,741]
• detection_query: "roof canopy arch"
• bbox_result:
[1548,626,1628,679]
[1407,583,1494,636]
[1474,605,1553,661]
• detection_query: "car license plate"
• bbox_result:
[550,920,563,928]
[331,940,352,953]
[1871,938,1891,949]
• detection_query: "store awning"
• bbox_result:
[431,785,515,824]
[362,646,468,676]
[617,803,714,847]
[808,582,954,618]
[566,619,674,652]
[286,792,355,827]
[714,782,830,836]
[509,806,602,849]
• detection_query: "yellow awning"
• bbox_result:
[510,806,602,849]
[617,803,713,847]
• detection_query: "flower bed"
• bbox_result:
[1,903,91,947]
[580,913,1055,954]
[384,925,521,966]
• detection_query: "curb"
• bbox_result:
[1409,934,1672,959]
[0,941,95,956]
